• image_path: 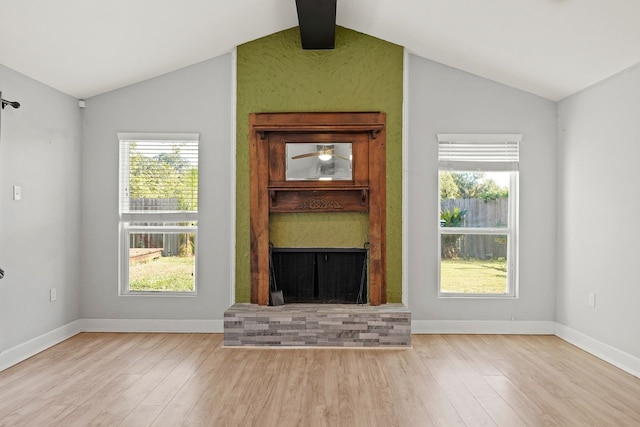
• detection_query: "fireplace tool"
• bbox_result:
[268,243,284,306]
[356,242,369,305]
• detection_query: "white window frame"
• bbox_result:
[437,133,520,299]
[118,132,199,296]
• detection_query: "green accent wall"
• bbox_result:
[269,212,370,249]
[236,26,403,303]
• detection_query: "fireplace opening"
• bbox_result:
[270,248,367,304]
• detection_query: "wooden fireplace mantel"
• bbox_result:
[250,112,387,305]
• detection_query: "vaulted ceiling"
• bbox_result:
[1,0,639,101]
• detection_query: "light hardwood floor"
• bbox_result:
[1,333,639,426]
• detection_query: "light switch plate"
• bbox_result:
[13,185,22,201]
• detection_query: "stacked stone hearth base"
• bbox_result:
[224,303,411,347]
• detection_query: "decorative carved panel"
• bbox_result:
[268,189,369,213]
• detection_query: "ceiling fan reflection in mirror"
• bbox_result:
[291,144,350,162]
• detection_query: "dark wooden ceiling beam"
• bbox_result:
[295,0,337,49]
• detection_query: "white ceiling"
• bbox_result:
[1,0,640,101]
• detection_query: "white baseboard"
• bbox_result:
[0,320,83,372]
[0,318,224,372]
[555,323,640,379]
[412,320,556,335]
[3,319,638,381]
[81,318,224,333]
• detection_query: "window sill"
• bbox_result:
[119,291,198,297]
[438,293,517,300]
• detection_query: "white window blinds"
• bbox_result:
[118,133,199,215]
[437,133,520,171]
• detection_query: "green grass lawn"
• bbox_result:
[129,256,195,292]
[440,258,507,294]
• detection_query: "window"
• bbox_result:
[118,132,199,295]
[437,133,520,297]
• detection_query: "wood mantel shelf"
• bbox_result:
[250,112,387,306]
[267,184,369,190]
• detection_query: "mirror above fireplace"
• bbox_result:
[285,142,352,181]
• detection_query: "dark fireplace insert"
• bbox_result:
[270,248,368,304]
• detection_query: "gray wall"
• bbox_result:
[0,65,82,351]
[406,55,558,322]
[80,52,559,325]
[80,55,233,320]
[557,63,640,359]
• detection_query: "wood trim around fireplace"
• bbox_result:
[250,112,387,305]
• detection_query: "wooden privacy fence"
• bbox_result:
[129,198,181,257]
[130,198,180,212]
[440,198,508,260]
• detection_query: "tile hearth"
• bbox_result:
[224,303,411,347]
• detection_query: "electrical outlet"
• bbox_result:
[50,288,57,302]
[588,292,595,308]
